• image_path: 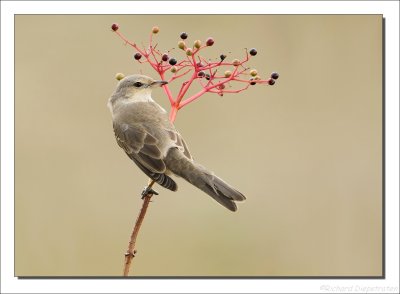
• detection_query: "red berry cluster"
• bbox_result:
[111,24,279,122]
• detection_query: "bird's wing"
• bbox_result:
[113,122,166,173]
[113,122,177,191]
[166,129,193,160]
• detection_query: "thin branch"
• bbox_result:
[123,179,156,276]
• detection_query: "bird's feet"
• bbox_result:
[141,186,159,199]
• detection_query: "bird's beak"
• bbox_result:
[151,80,168,87]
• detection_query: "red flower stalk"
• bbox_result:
[111,23,278,122]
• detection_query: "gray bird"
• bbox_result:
[108,74,246,211]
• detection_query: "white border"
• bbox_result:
[1,1,399,293]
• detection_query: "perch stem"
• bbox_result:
[123,179,155,276]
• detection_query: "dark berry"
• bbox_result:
[268,78,275,85]
[196,62,204,68]
[250,78,256,85]
[197,71,205,78]
[162,53,169,62]
[205,74,211,80]
[249,48,257,56]
[219,84,226,90]
[134,53,142,60]
[180,32,188,39]
[111,23,119,31]
[271,72,279,80]
[206,38,215,46]
[169,58,177,65]
[220,54,227,61]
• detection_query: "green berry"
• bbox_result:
[115,73,125,80]
[194,40,202,49]
[186,48,193,56]
[178,41,185,50]
[171,66,177,73]
[152,26,159,34]
[224,71,232,78]
[250,69,258,77]
[232,59,240,66]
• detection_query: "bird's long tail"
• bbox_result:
[165,148,246,211]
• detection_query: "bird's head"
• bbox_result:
[116,74,168,96]
[109,74,168,108]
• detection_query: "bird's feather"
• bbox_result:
[113,122,177,191]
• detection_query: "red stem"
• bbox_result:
[169,105,179,122]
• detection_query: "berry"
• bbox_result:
[220,54,227,61]
[268,78,275,85]
[219,84,226,90]
[169,58,177,65]
[232,59,240,66]
[197,71,205,78]
[271,72,279,80]
[194,40,202,49]
[249,48,257,56]
[186,48,193,56]
[134,53,142,60]
[196,62,204,68]
[111,23,119,31]
[152,26,159,34]
[250,78,256,85]
[205,74,211,80]
[206,38,214,46]
[115,73,125,80]
[162,53,169,62]
[250,69,258,77]
[224,71,232,78]
[180,32,188,39]
[178,41,185,50]
[171,66,177,73]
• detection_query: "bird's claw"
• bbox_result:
[141,186,159,198]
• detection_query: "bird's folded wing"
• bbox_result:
[166,129,193,160]
[113,122,166,173]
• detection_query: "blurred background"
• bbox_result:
[15,15,382,277]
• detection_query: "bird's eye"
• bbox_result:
[133,82,143,87]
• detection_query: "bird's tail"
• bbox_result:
[165,148,246,211]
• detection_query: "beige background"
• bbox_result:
[15,15,382,276]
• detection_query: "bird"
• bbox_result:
[108,74,246,211]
